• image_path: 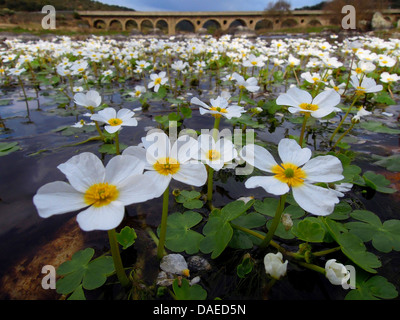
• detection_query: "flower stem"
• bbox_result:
[207,165,214,204]
[157,186,170,260]
[331,122,355,149]
[299,113,310,146]
[107,228,130,288]
[330,95,358,142]
[296,261,326,275]
[259,194,287,249]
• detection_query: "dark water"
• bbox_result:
[0,52,399,300]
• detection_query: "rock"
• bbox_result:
[197,27,207,35]
[371,12,392,31]
[187,255,211,272]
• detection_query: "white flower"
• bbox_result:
[195,134,238,171]
[122,131,207,198]
[240,138,344,216]
[325,259,351,286]
[264,252,288,280]
[380,72,400,84]
[190,95,245,119]
[171,60,188,71]
[242,54,264,68]
[129,85,147,98]
[73,90,102,110]
[350,75,383,95]
[160,254,190,277]
[276,87,341,118]
[301,72,325,84]
[90,107,138,134]
[148,71,168,92]
[33,152,159,231]
[232,72,260,93]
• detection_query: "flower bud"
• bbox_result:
[281,213,293,231]
[264,252,288,280]
[325,259,350,285]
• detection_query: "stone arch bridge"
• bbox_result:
[76,10,400,35]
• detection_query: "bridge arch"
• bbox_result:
[108,19,123,31]
[228,19,247,30]
[203,19,221,32]
[281,18,298,28]
[125,19,138,31]
[175,19,195,33]
[155,19,169,34]
[94,19,106,29]
[255,19,274,32]
[140,19,154,33]
[308,19,322,26]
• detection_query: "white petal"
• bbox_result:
[122,118,138,126]
[240,144,277,173]
[245,176,289,195]
[57,152,105,193]
[143,131,171,160]
[302,155,344,183]
[117,108,134,120]
[117,173,161,205]
[33,181,87,218]
[190,97,210,110]
[122,146,154,167]
[172,163,207,187]
[86,90,102,107]
[278,138,311,167]
[73,93,88,106]
[76,201,125,231]
[143,171,171,197]
[104,124,121,134]
[276,87,312,107]
[292,183,339,216]
[173,135,198,164]
[312,89,341,110]
[105,155,145,186]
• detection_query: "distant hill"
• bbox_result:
[294,1,327,10]
[0,0,135,11]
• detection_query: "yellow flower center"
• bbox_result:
[299,103,319,111]
[84,182,119,207]
[251,61,258,65]
[153,157,180,175]
[108,118,123,126]
[154,78,162,85]
[355,67,362,74]
[356,86,366,95]
[272,163,306,187]
[312,77,320,82]
[210,106,227,118]
[207,149,221,161]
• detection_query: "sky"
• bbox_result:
[98,0,325,11]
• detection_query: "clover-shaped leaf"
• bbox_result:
[162,211,204,254]
[56,248,115,295]
[291,218,325,243]
[175,190,204,209]
[324,219,381,274]
[345,210,400,253]
[345,275,398,300]
[116,226,137,250]
[200,200,254,258]
[172,278,207,300]
[361,171,396,194]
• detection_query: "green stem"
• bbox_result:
[296,261,326,275]
[299,113,310,147]
[115,131,120,155]
[207,165,214,204]
[312,246,341,257]
[18,77,30,119]
[330,95,358,142]
[331,122,355,149]
[342,52,356,96]
[259,194,287,249]
[107,228,130,288]
[157,186,170,260]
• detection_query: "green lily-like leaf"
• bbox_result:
[163,211,204,254]
[324,219,381,274]
[345,275,398,300]
[200,200,254,258]
[291,218,325,243]
[230,212,267,248]
[345,210,400,253]
[175,190,204,209]
[361,171,396,194]
[0,142,20,156]
[56,248,115,295]
[116,226,137,250]
[172,278,207,300]
[372,154,400,172]
[360,121,400,134]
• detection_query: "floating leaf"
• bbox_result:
[0,142,20,156]
[172,278,207,300]
[291,218,325,242]
[163,211,204,255]
[324,219,381,273]
[345,210,400,253]
[362,171,396,194]
[372,154,400,172]
[67,285,86,300]
[237,256,254,278]
[200,200,254,258]
[56,248,114,294]
[360,121,400,134]
[345,275,398,300]
[116,226,137,250]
